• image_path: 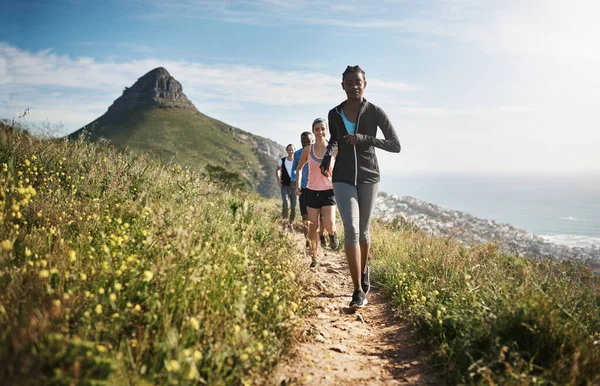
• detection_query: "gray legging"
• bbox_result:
[280,186,297,221]
[333,182,378,246]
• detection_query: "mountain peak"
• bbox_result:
[106,67,196,114]
[144,66,170,77]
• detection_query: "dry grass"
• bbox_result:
[370,218,600,385]
[0,125,310,385]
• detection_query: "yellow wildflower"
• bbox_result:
[165,360,180,372]
[1,240,13,252]
[187,365,199,380]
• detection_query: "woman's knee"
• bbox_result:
[323,221,335,234]
[343,224,360,245]
[359,231,370,245]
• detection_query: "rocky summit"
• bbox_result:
[106,67,196,114]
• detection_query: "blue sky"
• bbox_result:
[1,0,599,175]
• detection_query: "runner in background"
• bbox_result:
[292,132,326,249]
[296,118,340,268]
[276,144,297,231]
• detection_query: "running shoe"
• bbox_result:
[329,233,339,250]
[361,266,371,294]
[349,289,368,309]
[319,234,327,247]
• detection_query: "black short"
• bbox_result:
[304,188,336,209]
[299,188,308,216]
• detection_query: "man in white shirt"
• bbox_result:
[276,144,297,231]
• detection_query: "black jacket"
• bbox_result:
[279,157,292,187]
[323,99,400,185]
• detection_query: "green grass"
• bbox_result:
[0,125,309,385]
[68,107,281,198]
[370,218,600,385]
[5,119,599,385]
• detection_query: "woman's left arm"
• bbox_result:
[348,107,401,153]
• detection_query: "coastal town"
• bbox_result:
[373,192,600,272]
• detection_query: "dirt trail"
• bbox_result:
[272,234,443,385]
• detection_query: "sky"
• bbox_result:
[1,0,599,176]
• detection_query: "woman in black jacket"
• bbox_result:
[321,65,401,309]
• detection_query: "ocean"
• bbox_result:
[380,173,600,249]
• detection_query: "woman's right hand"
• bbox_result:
[320,155,331,177]
[296,187,302,196]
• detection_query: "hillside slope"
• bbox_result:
[67,67,284,197]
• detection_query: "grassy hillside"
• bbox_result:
[69,108,282,198]
[3,120,599,385]
[0,124,308,385]
[370,218,600,385]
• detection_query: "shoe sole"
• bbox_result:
[349,298,368,309]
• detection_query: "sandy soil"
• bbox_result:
[272,234,443,385]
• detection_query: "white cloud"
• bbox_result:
[0,42,419,108]
[0,56,10,85]
[1,40,597,174]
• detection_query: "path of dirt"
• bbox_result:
[272,234,443,385]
